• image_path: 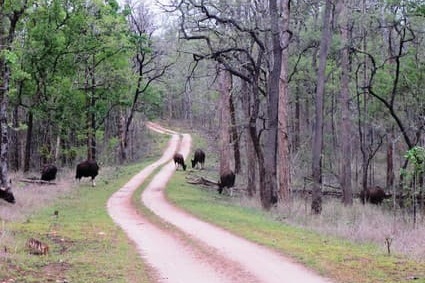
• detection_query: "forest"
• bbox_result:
[0,0,424,217]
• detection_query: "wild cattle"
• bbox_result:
[76,160,99,187]
[41,164,57,182]
[217,170,235,194]
[0,187,15,204]
[360,186,392,205]
[191,149,206,169]
[173,153,187,171]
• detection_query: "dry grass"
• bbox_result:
[0,169,76,222]
[234,196,425,260]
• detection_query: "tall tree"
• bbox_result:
[0,0,28,188]
[278,0,292,202]
[218,64,232,176]
[337,0,353,205]
[311,0,333,214]
[263,0,282,209]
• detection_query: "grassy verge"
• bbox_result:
[165,173,425,283]
[0,162,155,283]
[0,130,171,283]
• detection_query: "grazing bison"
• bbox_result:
[76,160,99,187]
[0,186,15,204]
[191,149,206,169]
[360,186,392,205]
[173,153,187,171]
[217,170,235,194]
[41,164,57,182]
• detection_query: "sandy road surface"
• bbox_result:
[108,123,333,283]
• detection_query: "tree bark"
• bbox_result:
[311,0,333,214]
[218,64,232,175]
[278,0,291,203]
[230,96,241,174]
[337,0,353,205]
[262,0,282,210]
[241,80,257,197]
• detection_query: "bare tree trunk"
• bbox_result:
[386,128,395,190]
[337,0,353,205]
[23,111,33,172]
[262,0,282,210]
[278,0,291,203]
[218,64,232,175]
[230,96,241,174]
[241,81,257,197]
[311,0,333,214]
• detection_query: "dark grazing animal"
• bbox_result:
[217,170,235,194]
[360,186,392,205]
[41,164,57,182]
[76,160,99,187]
[0,186,15,204]
[191,149,206,169]
[173,153,187,171]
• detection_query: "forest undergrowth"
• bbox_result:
[236,195,425,260]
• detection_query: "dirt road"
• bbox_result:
[107,123,333,283]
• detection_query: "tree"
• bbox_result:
[278,0,292,203]
[218,64,232,176]
[311,0,333,215]
[337,0,353,205]
[0,0,28,189]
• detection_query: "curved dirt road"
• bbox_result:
[108,123,333,283]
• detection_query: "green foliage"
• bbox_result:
[405,146,425,175]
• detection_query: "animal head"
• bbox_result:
[0,187,15,204]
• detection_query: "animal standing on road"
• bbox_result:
[76,160,99,187]
[173,153,187,171]
[191,149,205,169]
[0,186,15,204]
[360,186,392,204]
[41,164,57,182]
[218,169,235,194]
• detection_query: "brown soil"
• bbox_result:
[107,123,334,283]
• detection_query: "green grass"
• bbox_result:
[165,173,425,283]
[0,126,171,283]
[0,162,156,283]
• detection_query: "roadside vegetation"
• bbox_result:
[0,129,169,282]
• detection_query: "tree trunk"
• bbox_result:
[218,64,232,175]
[241,81,257,197]
[278,0,291,203]
[0,2,26,187]
[24,111,33,172]
[262,0,282,210]
[230,96,241,174]
[311,0,333,214]
[337,0,353,205]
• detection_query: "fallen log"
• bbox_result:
[20,179,57,185]
[186,175,218,187]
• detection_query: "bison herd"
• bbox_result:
[0,148,396,206]
[174,148,235,195]
[0,159,100,205]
